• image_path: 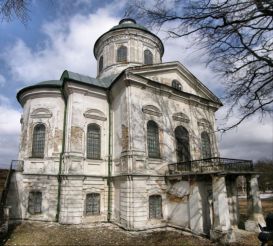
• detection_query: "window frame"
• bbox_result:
[175,126,191,162]
[201,131,212,159]
[117,45,127,62]
[85,193,100,216]
[28,191,42,215]
[99,55,103,73]
[86,123,101,160]
[149,194,162,219]
[144,49,153,65]
[172,80,182,91]
[147,120,160,158]
[31,123,46,158]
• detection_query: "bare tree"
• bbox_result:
[127,0,273,130]
[0,0,30,23]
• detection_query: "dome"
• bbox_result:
[93,18,164,78]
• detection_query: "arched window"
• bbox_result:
[172,80,182,91]
[147,120,160,158]
[87,124,101,159]
[99,56,103,73]
[175,126,190,162]
[28,191,42,214]
[32,124,45,158]
[144,49,153,65]
[86,193,100,215]
[117,45,127,62]
[201,131,211,159]
[149,195,162,219]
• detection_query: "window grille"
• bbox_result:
[32,124,45,158]
[28,191,42,214]
[175,126,190,162]
[149,195,162,219]
[172,80,182,91]
[147,121,160,158]
[86,193,100,215]
[144,49,153,65]
[117,46,127,62]
[87,124,101,159]
[201,131,211,159]
[99,56,103,73]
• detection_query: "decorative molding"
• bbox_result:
[142,105,162,117]
[198,118,211,127]
[83,109,107,121]
[172,112,190,123]
[30,108,52,118]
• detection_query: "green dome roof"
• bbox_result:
[110,18,149,32]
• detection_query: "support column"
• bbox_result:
[210,175,235,243]
[245,175,265,231]
[226,176,239,228]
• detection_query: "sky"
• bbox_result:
[0,0,272,167]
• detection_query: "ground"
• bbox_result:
[3,197,272,246]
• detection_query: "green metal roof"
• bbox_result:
[17,70,121,103]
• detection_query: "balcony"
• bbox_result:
[168,157,254,175]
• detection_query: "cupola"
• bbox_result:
[94,18,164,78]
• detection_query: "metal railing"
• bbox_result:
[168,157,253,174]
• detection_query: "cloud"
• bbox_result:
[0,95,21,166]
[1,9,119,84]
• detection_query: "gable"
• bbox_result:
[127,62,222,105]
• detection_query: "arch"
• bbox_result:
[147,120,160,158]
[87,123,101,159]
[117,45,127,62]
[201,131,211,159]
[99,56,103,73]
[86,193,100,215]
[144,49,153,65]
[149,195,162,219]
[172,80,182,91]
[175,126,190,162]
[32,124,46,158]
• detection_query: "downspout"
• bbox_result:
[56,84,68,222]
[107,90,112,222]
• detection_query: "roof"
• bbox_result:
[94,18,164,59]
[16,71,120,103]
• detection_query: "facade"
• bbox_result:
[9,18,264,242]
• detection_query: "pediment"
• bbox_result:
[83,109,107,121]
[172,112,190,123]
[197,118,212,128]
[142,105,162,117]
[31,108,52,118]
[128,62,222,106]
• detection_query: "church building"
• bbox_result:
[10,18,264,243]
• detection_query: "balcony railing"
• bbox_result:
[168,157,253,175]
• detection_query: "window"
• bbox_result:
[86,193,100,215]
[172,80,182,91]
[28,191,42,214]
[147,120,160,158]
[32,124,45,158]
[117,45,127,62]
[201,131,211,159]
[149,195,162,219]
[175,126,190,162]
[144,49,153,65]
[87,124,101,159]
[99,56,103,73]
